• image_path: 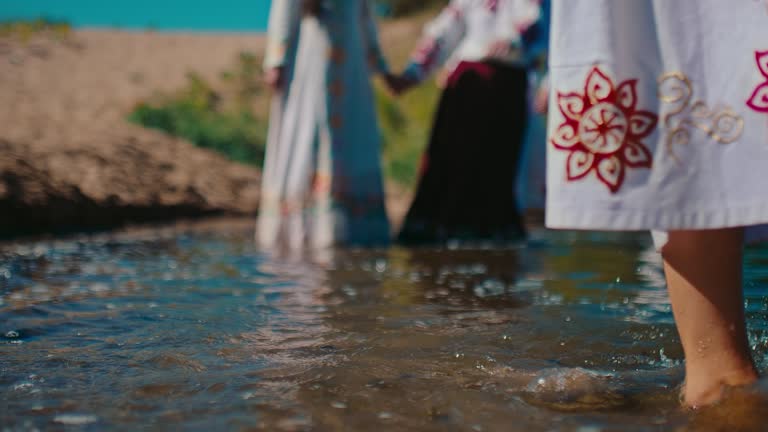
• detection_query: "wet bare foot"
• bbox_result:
[688,380,768,431]
[682,366,759,408]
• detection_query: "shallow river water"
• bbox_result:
[2,223,768,431]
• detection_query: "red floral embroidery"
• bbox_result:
[747,50,768,113]
[551,67,658,193]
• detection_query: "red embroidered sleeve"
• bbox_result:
[403,3,466,82]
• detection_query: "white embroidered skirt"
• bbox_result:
[545,0,768,242]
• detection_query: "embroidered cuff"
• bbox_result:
[403,63,425,83]
[264,41,287,70]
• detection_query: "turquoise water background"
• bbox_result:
[0,0,271,32]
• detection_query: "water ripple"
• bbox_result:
[0,227,766,430]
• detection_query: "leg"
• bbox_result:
[662,228,758,408]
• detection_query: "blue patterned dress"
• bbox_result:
[258,0,390,251]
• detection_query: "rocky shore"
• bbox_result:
[0,30,265,235]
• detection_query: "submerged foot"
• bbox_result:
[688,379,768,431]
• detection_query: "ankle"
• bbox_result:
[683,364,759,408]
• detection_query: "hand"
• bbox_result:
[533,83,550,114]
[384,73,417,96]
[435,69,450,89]
[264,66,285,91]
[486,39,516,59]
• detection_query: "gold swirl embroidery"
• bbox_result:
[658,72,745,165]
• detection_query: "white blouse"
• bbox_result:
[404,0,548,82]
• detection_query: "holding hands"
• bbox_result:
[268,67,413,97]
[384,73,418,96]
[264,66,286,91]
[385,38,518,97]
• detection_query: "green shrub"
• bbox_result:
[220,52,264,112]
[375,79,441,187]
[0,18,72,41]
[129,44,439,189]
[130,99,266,166]
[129,54,267,166]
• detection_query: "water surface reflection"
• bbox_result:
[2,226,768,430]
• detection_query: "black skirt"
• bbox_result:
[397,61,529,246]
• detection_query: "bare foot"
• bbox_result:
[683,366,759,408]
[688,380,768,431]
[662,228,759,408]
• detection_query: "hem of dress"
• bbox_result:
[545,201,768,232]
[256,211,390,250]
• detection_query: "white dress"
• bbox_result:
[546,0,768,243]
[401,0,546,82]
[258,0,390,251]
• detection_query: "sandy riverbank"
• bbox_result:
[1,30,267,138]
